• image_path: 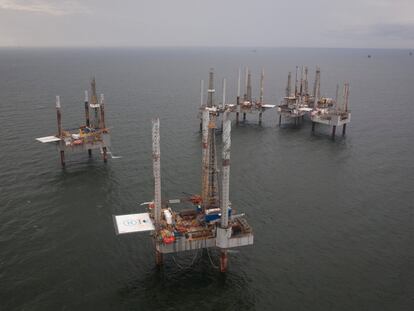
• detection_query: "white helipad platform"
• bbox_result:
[113,213,155,235]
[36,136,61,143]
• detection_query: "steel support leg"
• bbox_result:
[236,112,239,125]
[60,150,65,167]
[103,147,108,163]
[220,249,228,272]
[332,126,336,140]
[88,149,92,157]
[311,122,315,133]
[342,124,347,136]
[155,250,163,266]
[243,113,246,121]
[279,114,281,127]
[259,112,262,125]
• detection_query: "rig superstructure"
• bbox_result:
[277,66,351,139]
[311,82,351,139]
[36,78,111,166]
[277,66,314,127]
[198,69,276,131]
[233,68,276,124]
[114,109,253,272]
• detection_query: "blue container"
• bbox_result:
[205,213,220,222]
[204,208,232,222]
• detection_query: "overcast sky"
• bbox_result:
[0,0,413,48]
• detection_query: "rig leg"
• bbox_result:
[155,250,163,266]
[199,119,202,132]
[259,112,262,125]
[311,122,316,133]
[220,249,228,272]
[236,112,240,125]
[60,150,65,167]
[88,149,92,157]
[102,147,108,163]
[243,113,246,121]
[342,124,347,136]
[332,126,336,140]
[278,114,281,127]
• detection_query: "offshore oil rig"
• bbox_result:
[278,66,351,139]
[198,68,276,130]
[232,68,276,124]
[278,66,314,127]
[36,78,111,166]
[311,82,351,139]
[114,109,254,272]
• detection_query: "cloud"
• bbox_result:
[330,22,414,42]
[369,23,414,40]
[0,0,87,16]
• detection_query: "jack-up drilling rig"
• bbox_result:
[36,78,111,166]
[198,69,276,130]
[114,110,253,272]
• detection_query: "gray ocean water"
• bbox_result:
[0,47,413,310]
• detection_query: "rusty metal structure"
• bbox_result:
[36,78,111,166]
[114,105,253,272]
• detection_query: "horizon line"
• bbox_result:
[0,45,412,51]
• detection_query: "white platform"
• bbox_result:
[113,213,155,235]
[36,136,61,143]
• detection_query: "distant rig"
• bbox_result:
[198,69,276,131]
[197,67,351,140]
[278,66,351,139]
[36,78,112,166]
[114,108,253,272]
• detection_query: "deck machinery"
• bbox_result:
[114,109,253,272]
[36,78,111,166]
